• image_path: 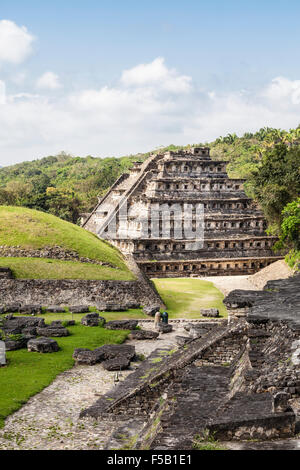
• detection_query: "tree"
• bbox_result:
[249,143,300,225]
[280,198,300,250]
[274,198,300,269]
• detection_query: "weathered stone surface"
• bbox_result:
[93,344,136,362]
[102,356,131,371]
[46,306,66,313]
[0,279,163,312]
[272,392,292,413]
[0,245,116,268]
[36,327,70,337]
[73,344,135,366]
[143,306,161,317]
[81,313,106,327]
[125,302,141,309]
[0,340,6,366]
[3,316,45,330]
[158,324,173,334]
[69,305,90,314]
[176,335,191,347]
[2,326,23,335]
[19,305,42,315]
[0,267,13,279]
[128,330,159,340]
[3,304,21,313]
[224,273,300,329]
[97,303,128,312]
[201,308,220,318]
[105,320,138,331]
[28,337,59,353]
[73,348,97,365]
[5,338,27,351]
[22,327,38,336]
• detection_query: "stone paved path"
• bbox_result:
[223,439,300,450]
[0,323,187,450]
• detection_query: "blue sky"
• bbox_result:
[0,0,300,164]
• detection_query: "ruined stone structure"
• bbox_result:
[82,147,282,278]
[81,274,300,450]
[0,278,164,309]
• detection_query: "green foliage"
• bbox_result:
[248,144,300,226]
[193,430,227,451]
[285,250,300,270]
[0,152,149,223]
[0,126,297,223]
[280,198,300,250]
[274,198,300,268]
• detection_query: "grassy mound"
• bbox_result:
[0,258,135,281]
[0,206,134,280]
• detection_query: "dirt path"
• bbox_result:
[198,275,259,297]
[0,323,188,450]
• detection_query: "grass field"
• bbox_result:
[152,278,227,318]
[0,257,135,281]
[0,206,131,274]
[0,278,227,426]
[0,323,129,428]
[35,308,149,322]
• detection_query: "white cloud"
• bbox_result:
[0,57,300,166]
[0,80,6,105]
[263,76,300,105]
[0,20,34,65]
[121,57,192,93]
[36,71,61,90]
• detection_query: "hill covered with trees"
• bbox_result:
[0,126,299,266]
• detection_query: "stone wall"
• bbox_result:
[139,256,283,278]
[196,334,246,366]
[0,278,161,308]
[0,268,13,279]
[0,245,115,268]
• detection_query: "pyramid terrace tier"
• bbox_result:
[146,178,246,197]
[156,159,229,176]
[106,213,268,241]
[137,256,284,278]
[147,196,255,206]
[111,236,277,260]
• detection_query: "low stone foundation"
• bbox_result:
[0,278,163,308]
[0,246,116,268]
[0,268,13,279]
[139,256,283,278]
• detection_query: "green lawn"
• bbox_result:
[0,257,135,281]
[152,278,227,318]
[36,308,149,322]
[0,323,129,428]
[0,206,131,273]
